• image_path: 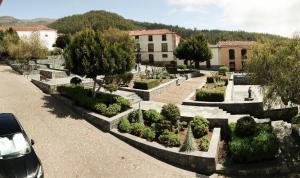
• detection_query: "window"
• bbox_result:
[148,35,153,41]
[162,54,168,58]
[229,49,235,60]
[161,43,168,52]
[135,36,139,40]
[241,49,247,59]
[162,35,167,41]
[229,62,235,71]
[148,43,154,52]
[149,54,154,64]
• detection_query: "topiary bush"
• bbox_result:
[191,116,209,138]
[130,122,145,137]
[70,77,82,85]
[133,79,160,90]
[128,109,143,123]
[161,104,181,125]
[142,128,156,142]
[104,104,121,117]
[144,109,162,124]
[118,118,131,133]
[158,130,180,147]
[94,103,107,114]
[292,114,300,124]
[199,137,210,152]
[218,66,229,76]
[114,96,130,111]
[235,116,256,137]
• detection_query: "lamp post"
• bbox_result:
[135,46,142,75]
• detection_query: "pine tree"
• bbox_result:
[138,109,144,124]
[179,123,196,153]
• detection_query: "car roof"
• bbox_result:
[0,113,22,136]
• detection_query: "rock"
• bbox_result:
[271,120,292,141]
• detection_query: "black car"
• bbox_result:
[0,113,43,178]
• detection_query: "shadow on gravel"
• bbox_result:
[41,95,82,120]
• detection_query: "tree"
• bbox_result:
[64,28,135,97]
[246,37,300,105]
[174,33,212,69]
[179,123,196,153]
[0,28,19,58]
[53,34,71,49]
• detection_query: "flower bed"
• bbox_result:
[118,104,211,151]
[57,85,130,117]
[133,79,160,90]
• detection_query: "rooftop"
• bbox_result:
[128,29,176,36]
[0,25,57,32]
[217,41,257,47]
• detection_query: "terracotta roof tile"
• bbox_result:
[217,41,257,47]
[129,29,176,36]
[0,25,56,32]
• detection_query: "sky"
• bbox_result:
[0,0,299,37]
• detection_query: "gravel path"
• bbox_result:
[0,65,206,178]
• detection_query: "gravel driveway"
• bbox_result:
[0,65,206,178]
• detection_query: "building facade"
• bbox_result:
[129,29,181,65]
[217,41,256,71]
[0,25,58,50]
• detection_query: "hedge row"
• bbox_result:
[57,85,130,117]
[133,79,160,90]
[196,87,225,102]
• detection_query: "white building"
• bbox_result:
[129,29,181,66]
[200,44,222,69]
[0,25,58,50]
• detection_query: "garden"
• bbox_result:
[117,104,212,152]
[57,85,131,117]
[195,66,229,102]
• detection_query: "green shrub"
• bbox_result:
[199,137,210,152]
[235,116,256,137]
[120,72,134,86]
[229,137,253,163]
[161,104,181,125]
[196,88,225,102]
[292,114,300,124]
[256,123,273,133]
[218,66,229,76]
[130,122,145,137]
[151,119,172,135]
[133,79,160,90]
[206,76,214,83]
[70,77,82,85]
[94,103,107,114]
[191,116,209,138]
[118,118,131,133]
[252,132,279,161]
[114,96,130,111]
[158,130,180,147]
[177,64,187,70]
[104,104,121,117]
[142,128,156,141]
[144,109,162,124]
[128,109,143,123]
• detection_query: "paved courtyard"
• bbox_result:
[152,76,206,104]
[0,65,207,178]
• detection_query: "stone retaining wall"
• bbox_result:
[111,128,221,174]
[31,79,57,94]
[52,94,134,132]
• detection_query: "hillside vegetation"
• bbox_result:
[0,16,54,26]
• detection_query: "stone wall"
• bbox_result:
[233,74,252,85]
[111,128,221,174]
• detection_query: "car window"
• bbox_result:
[0,133,31,159]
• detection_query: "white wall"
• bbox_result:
[17,30,57,50]
[200,45,221,66]
[134,33,179,63]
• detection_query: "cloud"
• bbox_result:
[166,0,300,36]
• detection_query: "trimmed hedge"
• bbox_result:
[191,116,209,139]
[118,118,131,133]
[161,104,181,125]
[196,87,225,102]
[133,79,160,90]
[235,116,256,137]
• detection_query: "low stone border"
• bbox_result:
[52,94,134,132]
[119,77,186,100]
[111,128,221,174]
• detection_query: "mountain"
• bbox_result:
[0,16,54,26]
